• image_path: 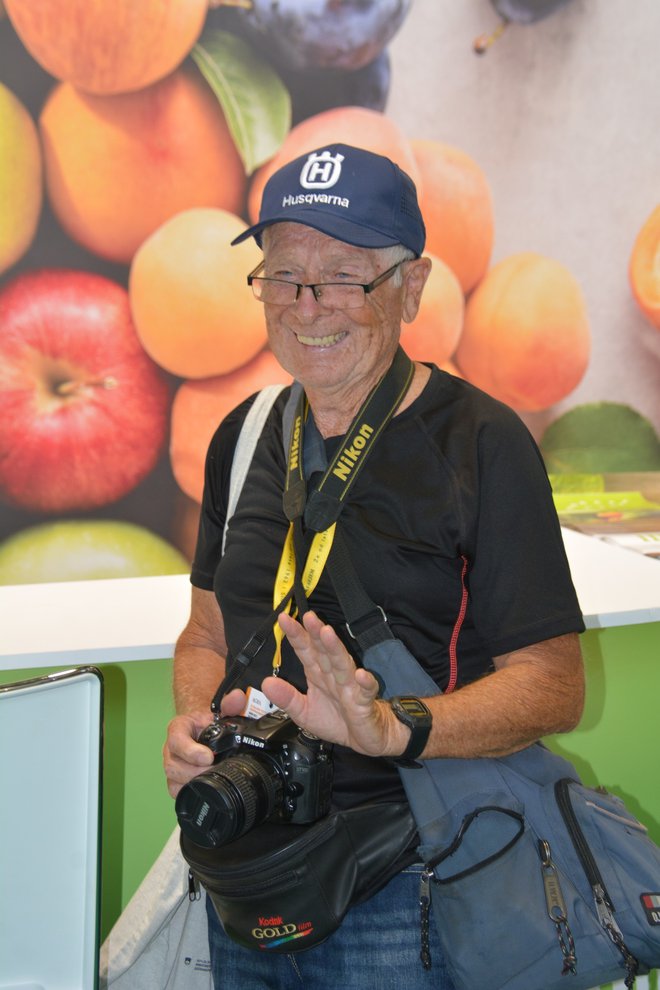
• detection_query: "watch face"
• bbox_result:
[399,697,430,718]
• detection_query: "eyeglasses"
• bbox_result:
[247,260,405,309]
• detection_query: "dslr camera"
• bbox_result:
[175,710,334,848]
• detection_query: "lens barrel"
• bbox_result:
[176,753,283,848]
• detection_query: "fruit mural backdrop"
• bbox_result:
[0,0,659,584]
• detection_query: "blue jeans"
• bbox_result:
[206,865,457,990]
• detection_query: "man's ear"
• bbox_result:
[401,257,433,324]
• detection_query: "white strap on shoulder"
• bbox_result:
[222,384,286,554]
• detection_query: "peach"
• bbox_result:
[0,82,42,275]
[439,360,464,378]
[400,254,464,366]
[411,139,494,294]
[129,208,267,379]
[629,204,660,330]
[455,252,590,412]
[170,349,293,503]
[247,106,420,224]
[4,0,207,95]
[39,68,246,265]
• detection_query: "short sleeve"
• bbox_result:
[466,409,584,656]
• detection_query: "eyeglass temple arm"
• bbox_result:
[247,259,265,284]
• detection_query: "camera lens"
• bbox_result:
[176,754,283,848]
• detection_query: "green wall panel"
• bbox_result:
[549,623,660,845]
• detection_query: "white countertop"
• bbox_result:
[1,528,659,670]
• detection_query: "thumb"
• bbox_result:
[261,675,302,719]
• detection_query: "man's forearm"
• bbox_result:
[173,587,230,716]
[173,636,226,717]
[417,633,585,761]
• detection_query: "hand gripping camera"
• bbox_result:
[175,710,334,848]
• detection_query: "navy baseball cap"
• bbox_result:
[231,143,426,257]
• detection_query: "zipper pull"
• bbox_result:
[593,882,618,929]
[538,840,577,975]
[188,869,201,902]
[593,884,639,988]
[539,840,569,922]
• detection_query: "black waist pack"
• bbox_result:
[181,800,417,953]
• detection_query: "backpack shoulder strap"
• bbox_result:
[222,384,286,554]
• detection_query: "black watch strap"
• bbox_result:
[389,696,432,766]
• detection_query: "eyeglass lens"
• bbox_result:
[252,279,366,308]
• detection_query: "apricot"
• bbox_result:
[4,0,206,95]
[170,491,203,564]
[629,204,660,330]
[130,208,268,379]
[411,139,494,294]
[400,254,464,366]
[0,82,42,275]
[170,349,292,504]
[455,252,590,412]
[39,68,246,265]
[247,106,420,224]
[439,360,464,379]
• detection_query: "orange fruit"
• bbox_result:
[129,209,266,379]
[0,82,42,275]
[247,106,420,224]
[4,0,206,95]
[455,252,590,412]
[39,68,246,264]
[400,254,464,366]
[411,139,494,294]
[170,349,293,503]
[629,204,660,330]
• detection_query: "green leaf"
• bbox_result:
[192,29,291,175]
[540,402,660,474]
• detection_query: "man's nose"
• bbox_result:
[294,283,324,315]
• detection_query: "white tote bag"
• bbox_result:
[99,827,212,990]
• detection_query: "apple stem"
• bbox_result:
[473,19,510,55]
[55,376,118,396]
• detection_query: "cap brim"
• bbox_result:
[230,210,402,250]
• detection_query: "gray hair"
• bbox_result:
[376,245,416,286]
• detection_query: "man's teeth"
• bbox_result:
[296,331,346,346]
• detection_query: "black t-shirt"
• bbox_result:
[191,366,585,809]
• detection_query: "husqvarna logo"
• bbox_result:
[300,151,344,189]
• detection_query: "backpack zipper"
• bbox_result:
[554,778,639,988]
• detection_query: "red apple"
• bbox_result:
[0,268,171,512]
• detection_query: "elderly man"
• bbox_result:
[164,143,585,990]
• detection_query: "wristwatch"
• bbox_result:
[388,696,432,766]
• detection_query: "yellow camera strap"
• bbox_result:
[271,521,336,673]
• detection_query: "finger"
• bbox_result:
[165,715,215,768]
[261,675,306,722]
[220,688,248,717]
[311,621,358,684]
[355,666,381,700]
[279,610,334,674]
[300,609,326,635]
[165,758,210,799]
[277,611,316,658]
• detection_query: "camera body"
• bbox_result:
[175,710,334,848]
